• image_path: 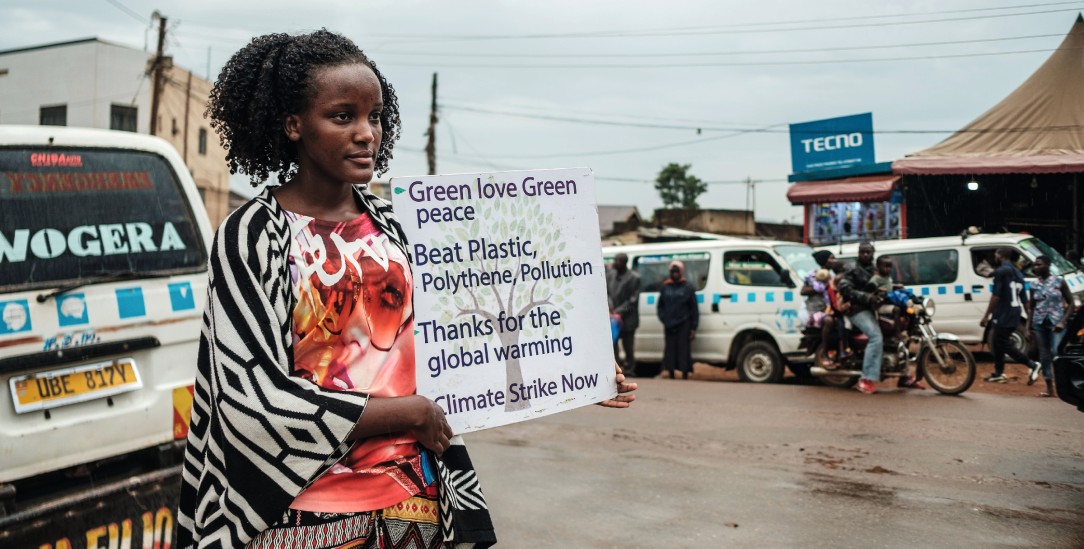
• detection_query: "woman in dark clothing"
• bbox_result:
[657,260,699,379]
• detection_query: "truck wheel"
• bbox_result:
[737,341,784,383]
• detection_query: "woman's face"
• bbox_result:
[285,63,383,186]
[1034,258,1050,276]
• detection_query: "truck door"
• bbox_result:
[716,250,799,355]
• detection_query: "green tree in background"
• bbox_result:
[655,163,707,209]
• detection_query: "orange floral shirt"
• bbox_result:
[284,210,425,512]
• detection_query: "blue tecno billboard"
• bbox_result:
[789,113,875,174]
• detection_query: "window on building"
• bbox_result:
[198,128,208,155]
[109,104,138,132]
[39,104,67,126]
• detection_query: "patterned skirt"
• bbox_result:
[247,484,449,549]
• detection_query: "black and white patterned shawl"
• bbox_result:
[177,186,495,548]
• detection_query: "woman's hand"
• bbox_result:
[407,395,454,455]
[597,364,637,409]
[352,395,453,455]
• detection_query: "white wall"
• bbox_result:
[0,40,150,131]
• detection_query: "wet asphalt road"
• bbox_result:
[462,376,1084,548]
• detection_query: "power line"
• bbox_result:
[660,1,1084,29]
[376,32,1066,59]
[101,0,148,24]
[441,103,1084,135]
[385,45,1083,69]
[396,146,789,185]
[367,5,1084,43]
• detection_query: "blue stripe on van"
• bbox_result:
[647,295,656,306]
[747,292,757,303]
[0,299,32,335]
[116,288,146,319]
[730,294,739,303]
[766,292,776,303]
[954,285,964,294]
[56,293,89,327]
[920,287,930,296]
[696,293,704,304]
[784,291,794,302]
[712,293,722,305]
[169,282,196,312]
[937,286,947,295]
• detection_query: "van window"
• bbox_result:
[970,248,1000,278]
[0,147,207,292]
[634,252,710,292]
[773,244,817,282]
[724,251,789,287]
[1019,237,1076,276]
[883,250,958,285]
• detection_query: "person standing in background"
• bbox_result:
[607,253,641,376]
[1027,255,1072,397]
[981,247,1041,384]
[657,260,698,379]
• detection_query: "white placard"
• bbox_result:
[390,168,616,433]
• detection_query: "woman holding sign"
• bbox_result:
[176,30,634,549]
[657,260,699,379]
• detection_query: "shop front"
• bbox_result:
[785,174,905,246]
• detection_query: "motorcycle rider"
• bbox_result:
[838,242,924,394]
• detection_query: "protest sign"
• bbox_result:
[390,168,616,433]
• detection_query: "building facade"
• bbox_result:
[0,38,231,226]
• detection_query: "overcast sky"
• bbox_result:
[3,0,1081,223]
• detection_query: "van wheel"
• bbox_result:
[737,341,784,383]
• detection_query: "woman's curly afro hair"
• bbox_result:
[207,29,401,186]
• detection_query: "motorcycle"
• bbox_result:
[800,292,976,395]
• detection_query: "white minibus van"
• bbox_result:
[603,238,818,382]
[0,125,213,527]
[824,234,1084,355]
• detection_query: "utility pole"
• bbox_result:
[745,177,756,212]
[149,11,167,136]
[425,72,438,175]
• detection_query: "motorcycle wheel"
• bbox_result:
[813,345,858,388]
[919,339,976,395]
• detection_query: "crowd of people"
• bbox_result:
[800,242,1073,397]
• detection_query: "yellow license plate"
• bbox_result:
[9,358,142,414]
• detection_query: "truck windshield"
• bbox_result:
[773,244,818,281]
[0,147,207,292]
[1019,238,1076,276]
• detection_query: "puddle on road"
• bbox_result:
[802,472,898,504]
